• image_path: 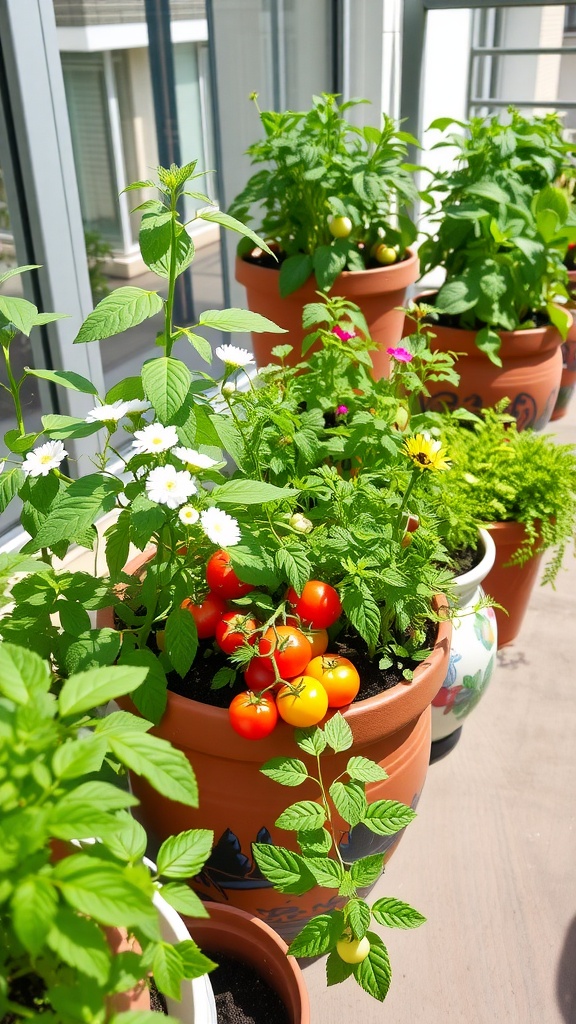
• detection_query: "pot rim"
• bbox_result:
[452,527,496,595]
[413,291,571,350]
[236,247,419,294]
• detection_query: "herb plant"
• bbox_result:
[228,93,419,296]
[418,109,576,364]
[0,643,215,1023]
[252,713,425,1002]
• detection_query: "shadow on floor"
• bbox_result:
[496,647,529,670]
[557,915,576,1022]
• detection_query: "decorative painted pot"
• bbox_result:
[416,309,568,431]
[551,270,576,421]
[107,562,450,939]
[153,880,217,1022]
[482,521,544,648]
[431,529,498,753]
[184,902,310,1024]
[235,249,419,377]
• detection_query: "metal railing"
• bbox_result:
[53,0,206,26]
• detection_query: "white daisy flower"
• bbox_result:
[22,440,68,478]
[132,423,179,455]
[146,465,197,509]
[179,505,200,526]
[215,344,254,368]
[200,507,241,547]
[173,446,219,471]
[123,399,152,415]
[85,400,129,424]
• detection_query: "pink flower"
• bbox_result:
[332,325,356,342]
[387,346,413,363]
[336,405,348,416]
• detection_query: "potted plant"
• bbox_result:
[0,165,452,940]
[417,109,576,429]
[433,402,576,647]
[229,92,420,374]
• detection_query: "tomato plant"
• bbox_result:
[306,654,360,708]
[206,549,254,599]
[374,244,397,265]
[244,655,276,689]
[336,936,371,964]
[275,675,328,727]
[286,616,328,659]
[181,592,227,639]
[328,215,352,238]
[259,625,312,678]
[228,691,278,740]
[286,581,342,630]
[215,612,259,655]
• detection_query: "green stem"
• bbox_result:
[394,468,419,542]
[316,752,347,874]
[164,190,179,357]
[3,348,25,435]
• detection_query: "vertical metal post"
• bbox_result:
[144,0,195,325]
[400,0,428,147]
[204,0,231,309]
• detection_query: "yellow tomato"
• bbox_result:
[336,936,371,963]
[328,216,352,238]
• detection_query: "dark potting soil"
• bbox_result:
[449,543,483,577]
[422,297,549,333]
[2,972,47,1024]
[242,244,411,273]
[207,953,290,1024]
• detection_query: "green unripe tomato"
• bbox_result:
[336,936,371,964]
[328,216,352,239]
[375,244,397,265]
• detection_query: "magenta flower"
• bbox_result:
[387,346,413,363]
[336,405,349,416]
[332,325,356,342]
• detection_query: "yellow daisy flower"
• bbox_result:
[402,432,451,472]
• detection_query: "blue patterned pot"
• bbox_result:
[432,529,498,744]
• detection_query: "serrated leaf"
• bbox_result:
[199,208,274,256]
[260,756,309,787]
[297,827,333,858]
[25,368,99,395]
[326,949,355,986]
[329,780,367,828]
[12,877,58,954]
[74,287,164,343]
[295,725,327,755]
[52,855,159,933]
[62,627,121,675]
[102,813,148,862]
[346,897,371,939]
[47,909,111,983]
[152,942,185,1001]
[0,468,25,514]
[165,604,198,677]
[0,294,38,335]
[346,756,388,783]
[175,939,217,981]
[177,327,213,363]
[355,933,392,1001]
[341,585,381,647]
[213,478,298,504]
[59,664,145,716]
[312,245,347,292]
[105,511,131,577]
[0,643,50,703]
[324,713,353,753]
[275,545,311,592]
[349,854,384,887]
[141,356,191,421]
[119,647,168,725]
[58,599,92,637]
[303,857,344,888]
[200,307,287,334]
[159,883,209,917]
[371,896,426,929]
[52,734,107,779]
[252,843,316,895]
[288,915,336,958]
[103,729,198,808]
[139,209,173,266]
[275,800,326,832]
[364,800,417,836]
[157,829,213,878]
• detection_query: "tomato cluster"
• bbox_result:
[178,553,360,741]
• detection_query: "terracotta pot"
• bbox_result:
[415,306,567,431]
[106,556,450,940]
[431,529,498,750]
[184,902,310,1024]
[482,521,544,648]
[235,249,419,377]
[551,270,576,421]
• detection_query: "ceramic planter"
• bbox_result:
[153,882,216,1022]
[107,559,450,940]
[482,520,544,648]
[415,308,568,430]
[184,902,310,1024]
[235,249,419,377]
[551,270,576,421]
[431,529,498,757]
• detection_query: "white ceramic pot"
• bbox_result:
[431,529,498,744]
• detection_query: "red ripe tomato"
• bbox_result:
[259,625,312,679]
[244,655,276,689]
[228,691,278,740]
[276,675,329,727]
[306,654,360,708]
[182,592,227,639]
[286,616,329,659]
[215,612,259,655]
[286,581,342,630]
[206,550,254,599]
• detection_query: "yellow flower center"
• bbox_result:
[40,454,54,464]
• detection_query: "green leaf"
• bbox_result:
[156,829,214,879]
[58,599,91,637]
[165,604,198,677]
[279,254,314,298]
[209,413,246,469]
[312,245,347,292]
[475,326,502,367]
[25,367,99,395]
[119,647,168,726]
[326,949,355,986]
[363,800,417,836]
[198,208,275,256]
[275,800,326,832]
[355,933,392,1001]
[349,854,384,888]
[346,756,388,783]
[199,308,287,333]
[149,226,195,279]
[329,780,367,828]
[151,942,186,1001]
[213,478,298,505]
[346,897,371,940]
[62,627,122,675]
[303,857,344,888]
[4,429,42,454]
[260,756,309,787]
[174,939,217,981]
[275,545,311,592]
[436,277,479,315]
[464,180,510,205]
[547,301,572,341]
[252,843,316,895]
[46,909,111,983]
[105,511,131,577]
[287,915,337,958]
[52,855,159,933]
[48,782,137,840]
[0,294,38,335]
[0,468,25,514]
[52,734,107,779]
[0,643,50,704]
[139,209,173,266]
[102,729,198,808]
[141,356,191,421]
[74,287,164,343]
[324,713,353,753]
[58,664,147,716]
[229,538,279,589]
[0,263,40,285]
[371,896,426,929]
[177,327,213,363]
[106,375,145,405]
[297,826,333,858]
[41,413,101,440]
[11,877,57,954]
[159,882,210,917]
[102,813,148,862]
[341,584,381,648]
[27,473,121,552]
[295,725,327,755]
